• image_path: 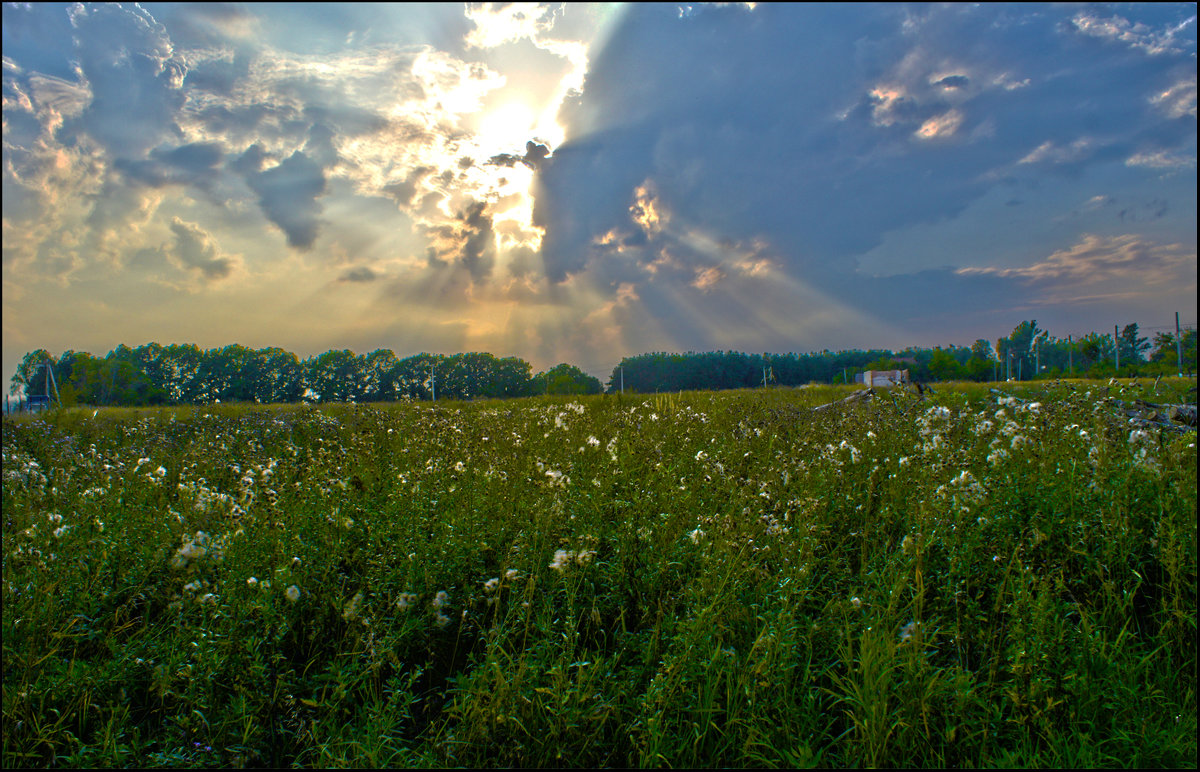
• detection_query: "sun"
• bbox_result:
[476,101,538,155]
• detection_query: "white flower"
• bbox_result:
[483,577,499,593]
[342,591,364,621]
[396,592,418,611]
[688,527,705,544]
[899,620,919,642]
[285,585,301,603]
[246,577,258,588]
[433,590,449,610]
[1128,429,1152,446]
[549,549,572,571]
[850,596,862,609]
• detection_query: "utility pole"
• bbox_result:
[1006,350,1012,381]
[430,364,436,401]
[1176,311,1184,378]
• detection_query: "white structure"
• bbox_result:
[855,369,909,388]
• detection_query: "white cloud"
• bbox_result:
[1151,74,1197,118]
[1071,12,1195,57]
[956,234,1195,286]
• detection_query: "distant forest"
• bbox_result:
[8,320,1196,407]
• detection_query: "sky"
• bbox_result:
[3,2,1197,388]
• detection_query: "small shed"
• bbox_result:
[855,369,909,388]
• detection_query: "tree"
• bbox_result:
[1118,323,1150,365]
[997,320,1040,380]
[539,363,602,395]
[927,348,964,382]
[10,349,53,397]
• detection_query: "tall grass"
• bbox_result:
[3,380,1195,767]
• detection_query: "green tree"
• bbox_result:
[1118,323,1150,365]
[9,349,53,397]
[928,348,964,382]
[539,363,602,395]
[997,320,1040,380]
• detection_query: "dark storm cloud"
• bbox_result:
[383,165,435,206]
[488,140,552,169]
[237,147,328,250]
[533,3,1197,320]
[424,200,497,283]
[339,266,381,283]
[935,75,970,89]
[115,142,226,188]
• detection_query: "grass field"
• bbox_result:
[3,380,1196,767]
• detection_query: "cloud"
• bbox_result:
[956,234,1194,287]
[237,147,328,249]
[338,266,380,282]
[487,139,551,169]
[424,199,496,283]
[67,3,187,158]
[167,217,240,280]
[1151,74,1197,119]
[1071,11,1195,57]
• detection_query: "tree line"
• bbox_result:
[8,345,602,407]
[8,321,1196,406]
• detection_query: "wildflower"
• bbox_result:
[170,531,210,569]
[504,568,519,581]
[901,534,915,555]
[850,596,862,609]
[433,590,449,610]
[286,585,301,603]
[483,577,499,593]
[246,577,258,588]
[688,527,705,544]
[396,593,418,611]
[342,591,364,621]
[587,436,600,447]
[549,549,572,571]
[899,620,919,642]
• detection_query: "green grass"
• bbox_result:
[3,380,1196,767]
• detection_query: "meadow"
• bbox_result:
[3,380,1196,768]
